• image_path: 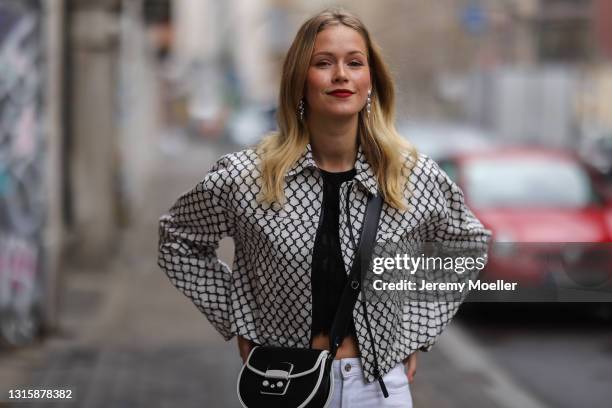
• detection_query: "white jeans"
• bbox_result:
[327,357,413,408]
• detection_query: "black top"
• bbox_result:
[310,167,357,341]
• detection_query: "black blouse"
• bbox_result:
[310,167,357,341]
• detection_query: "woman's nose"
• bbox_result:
[333,63,348,83]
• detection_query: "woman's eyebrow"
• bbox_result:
[312,50,366,57]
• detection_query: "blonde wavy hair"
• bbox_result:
[256,8,417,210]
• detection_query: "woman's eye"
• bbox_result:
[314,60,363,67]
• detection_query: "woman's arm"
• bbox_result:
[430,157,491,246]
[158,155,236,340]
[402,352,417,384]
[237,335,256,363]
[407,157,492,353]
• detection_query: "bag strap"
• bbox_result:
[328,192,383,357]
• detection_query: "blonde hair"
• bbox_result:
[257,8,417,210]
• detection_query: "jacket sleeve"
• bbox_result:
[430,158,491,245]
[157,155,236,341]
[415,157,491,352]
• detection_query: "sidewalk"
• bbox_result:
[0,138,545,407]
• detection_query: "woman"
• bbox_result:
[158,8,491,407]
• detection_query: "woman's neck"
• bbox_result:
[308,114,358,172]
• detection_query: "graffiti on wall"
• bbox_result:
[0,0,45,345]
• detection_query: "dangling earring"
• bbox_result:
[366,89,372,115]
[297,99,305,121]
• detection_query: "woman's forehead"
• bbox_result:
[312,25,367,55]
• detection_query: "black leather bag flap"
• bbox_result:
[245,346,329,378]
[237,346,334,408]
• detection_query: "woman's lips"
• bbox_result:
[328,91,354,98]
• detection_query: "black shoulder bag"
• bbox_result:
[237,193,383,408]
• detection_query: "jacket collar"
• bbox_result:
[285,142,379,196]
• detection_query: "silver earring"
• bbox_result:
[366,90,372,115]
[298,99,305,121]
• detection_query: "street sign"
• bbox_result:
[462,4,487,34]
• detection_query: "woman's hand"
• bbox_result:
[237,335,255,363]
[402,352,418,384]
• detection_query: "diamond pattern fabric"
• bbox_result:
[158,143,491,382]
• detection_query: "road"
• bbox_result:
[459,305,612,408]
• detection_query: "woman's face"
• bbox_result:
[305,25,371,120]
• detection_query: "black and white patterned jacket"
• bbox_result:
[158,142,491,382]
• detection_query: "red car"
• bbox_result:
[437,147,612,296]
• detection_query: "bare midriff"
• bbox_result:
[311,333,361,359]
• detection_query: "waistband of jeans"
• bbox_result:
[332,357,363,378]
[331,358,407,379]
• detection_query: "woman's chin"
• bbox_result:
[317,109,361,120]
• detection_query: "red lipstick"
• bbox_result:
[328,89,354,98]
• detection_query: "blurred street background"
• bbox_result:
[1,0,612,407]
